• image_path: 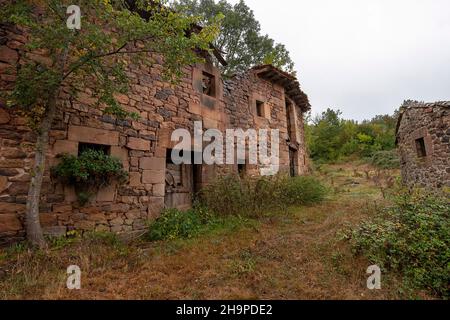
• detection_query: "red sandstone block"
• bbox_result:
[0,202,25,214]
[152,184,165,197]
[147,197,165,220]
[0,214,22,232]
[128,172,142,187]
[127,137,150,151]
[68,125,119,146]
[142,170,165,184]
[0,107,11,124]
[96,184,116,202]
[53,140,78,156]
[0,46,18,64]
[0,176,9,193]
[39,213,57,227]
[139,157,165,170]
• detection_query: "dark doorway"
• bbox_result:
[238,163,246,178]
[193,163,203,195]
[289,147,297,177]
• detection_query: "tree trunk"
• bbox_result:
[25,94,58,248]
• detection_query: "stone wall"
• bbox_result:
[224,70,308,176]
[0,23,310,244]
[396,101,450,189]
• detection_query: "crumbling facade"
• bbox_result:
[396,100,450,189]
[0,24,310,243]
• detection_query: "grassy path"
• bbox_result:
[0,164,405,299]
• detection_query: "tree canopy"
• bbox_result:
[172,0,295,76]
[306,109,399,163]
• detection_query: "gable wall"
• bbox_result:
[397,102,450,189]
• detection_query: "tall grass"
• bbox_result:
[200,174,327,218]
[147,174,327,241]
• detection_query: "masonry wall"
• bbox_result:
[396,101,450,189]
[0,23,308,244]
[224,72,308,176]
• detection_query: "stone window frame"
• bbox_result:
[251,93,271,122]
[53,125,131,203]
[256,100,265,118]
[415,137,427,158]
[411,127,433,163]
[193,63,222,108]
[201,71,216,97]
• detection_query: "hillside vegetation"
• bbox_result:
[306,109,399,168]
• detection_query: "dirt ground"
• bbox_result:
[0,163,412,300]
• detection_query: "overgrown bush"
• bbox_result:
[147,174,326,242]
[147,206,212,241]
[347,191,450,298]
[199,175,250,217]
[370,150,400,169]
[52,149,128,205]
[286,175,328,206]
[146,205,257,242]
[200,174,327,217]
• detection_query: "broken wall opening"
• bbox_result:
[164,149,205,211]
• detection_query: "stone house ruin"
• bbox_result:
[396,100,450,189]
[0,24,310,244]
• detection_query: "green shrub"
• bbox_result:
[200,174,250,217]
[286,176,328,206]
[147,205,257,242]
[347,191,450,298]
[200,174,327,217]
[147,206,211,241]
[370,150,400,169]
[250,175,290,214]
[147,175,327,242]
[52,149,128,205]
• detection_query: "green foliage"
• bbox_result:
[47,234,79,250]
[147,174,327,242]
[51,149,128,205]
[147,206,211,241]
[200,174,327,217]
[84,231,121,247]
[285,176,328,206]
[306,108,398,163]
[147,205,257,242]
[173,0,295,76]
[347,191,450,298]
[371,150,400,169]
[1,0,221,125]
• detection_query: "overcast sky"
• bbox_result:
[227,0,450,121]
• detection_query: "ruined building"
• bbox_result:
[0,24,310,243]
[396,100,450,189]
